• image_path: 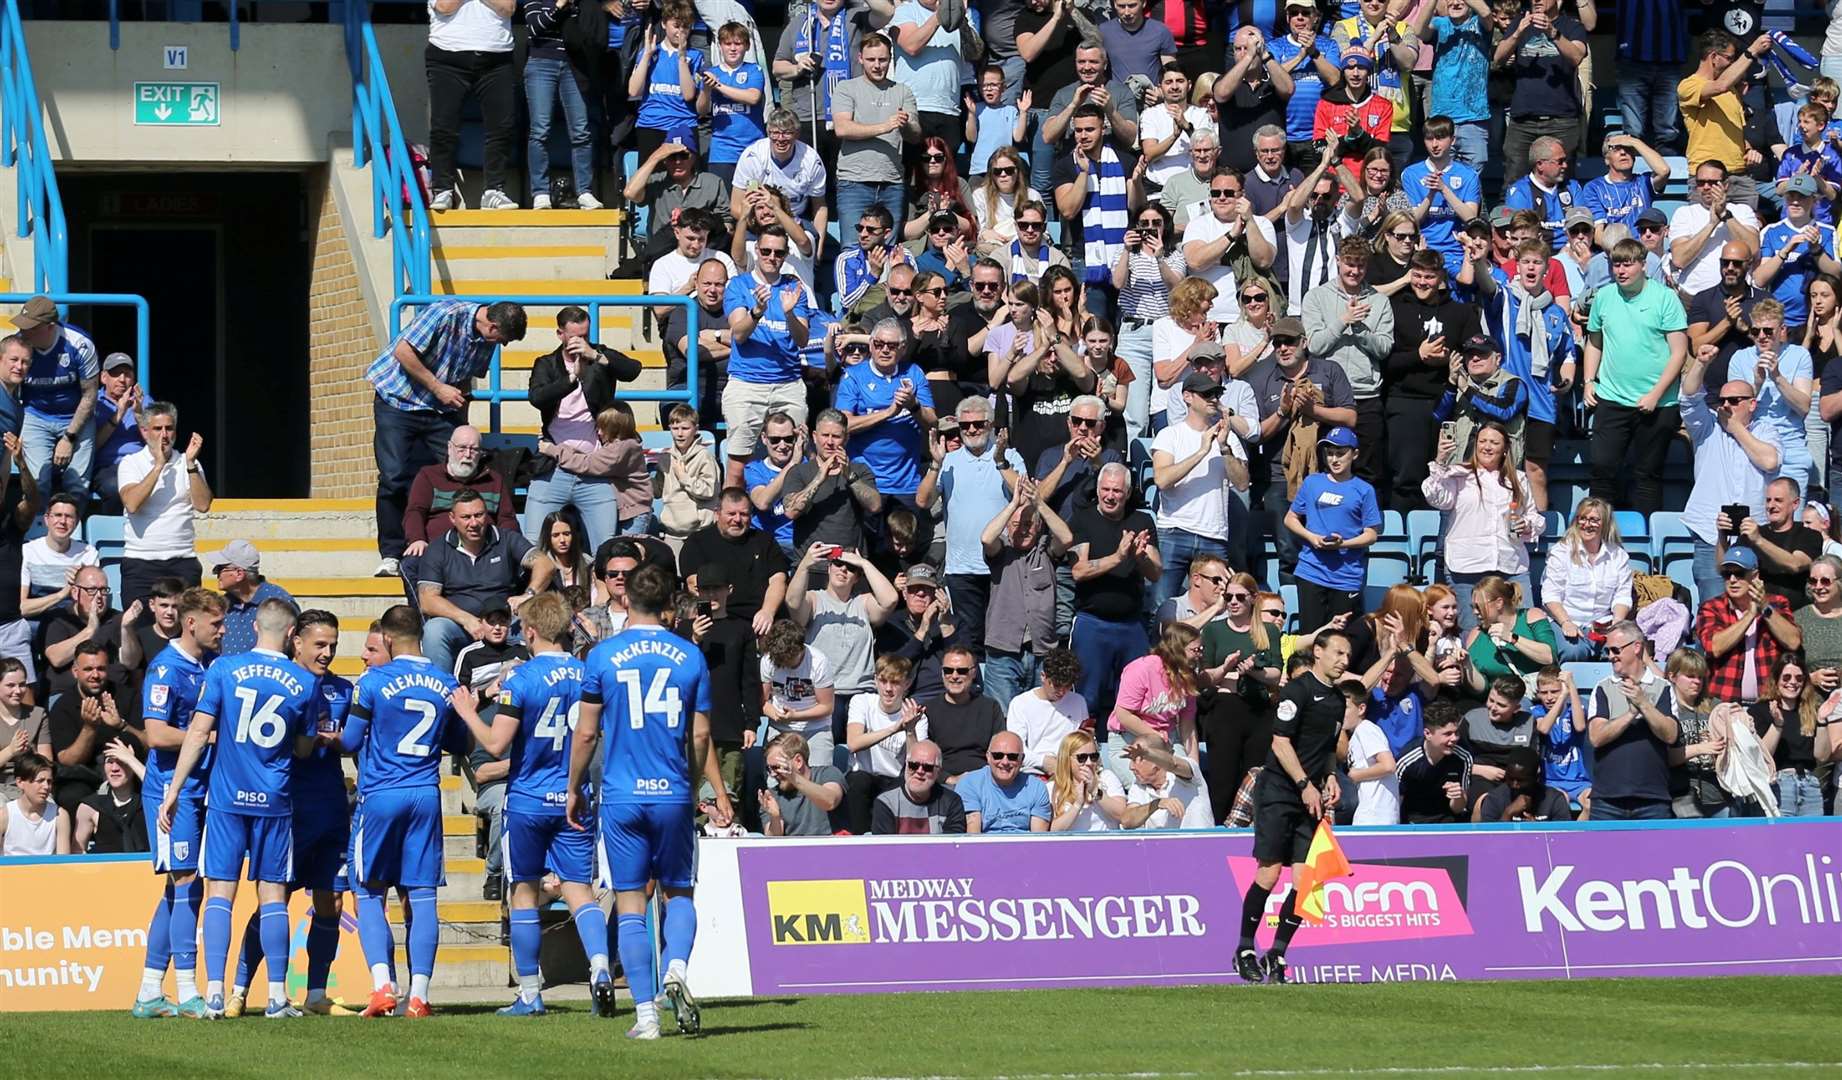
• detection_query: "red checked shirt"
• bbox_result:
[1696,592,1795,704]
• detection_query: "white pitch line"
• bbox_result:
[1223,1064,1842,1078]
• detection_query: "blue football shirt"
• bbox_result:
[581,625,712,805]
[195,648,317,817]
[499,651,587,817]
[293,673,354,813]
[141,642,216,802]
[343,655,462,794]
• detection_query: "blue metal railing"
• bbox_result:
[390,294,699,435]
[0,0,67,295]
[347,3,431,298]
[0,293,153,390]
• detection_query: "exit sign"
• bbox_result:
[133,81,219,126]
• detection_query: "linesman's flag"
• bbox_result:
[1290,818,1353,925]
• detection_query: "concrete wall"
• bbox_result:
[305,165,379,501]
[24,21,429,165]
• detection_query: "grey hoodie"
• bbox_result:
[1301,280,1394,400]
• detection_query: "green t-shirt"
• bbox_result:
[1467,610,1558,685]
[1201,620,1282,708]
[1587,279,1689,408]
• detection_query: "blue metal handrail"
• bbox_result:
[0,0,68,295]
[390,294,698,436]
[347,3,431,298]
[0,292,153,390]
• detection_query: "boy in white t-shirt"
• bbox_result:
[1004,648,1090,776]
[843,655,928,834]
[1341,679,1400,825]
[760,617,837,767]
[18,492,99,618]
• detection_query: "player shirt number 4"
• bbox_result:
[582,626,713,803]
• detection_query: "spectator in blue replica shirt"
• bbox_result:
[835,318,937,506]
[704,21,767,185]
[365,298,527,578]
[743,412,803,563]
[1284,427,1381,629]
[207,541,296,657]
[1757,176,1842,338]
[1409,0,1491,169]
[1503,136,1586,252]
[1476,240,1576,510]
[834,205,917,315]
[1268,2,1344,161]
[0,335,25,438]
[90,353,145,508]
[1401,116,1482,277]
[918,395,1025,658]
[1728,300,1817,486]
[627,0,705,156]
[723,224,816,489]
[1776,103,1842,225]
[9,296,99,506]
[1582,134,1672,238]
[958,731,1052,832]
[1613,0,1687,151]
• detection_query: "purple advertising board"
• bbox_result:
[735,821,1842,993]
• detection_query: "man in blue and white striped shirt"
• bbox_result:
[366,299,526,578]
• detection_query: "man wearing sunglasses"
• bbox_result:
[1668,161,1761,297]
[835,205,917,314]
[1677,331,1781,604]
[1182,168,1278,327]
[957,731,1051,832]
[917,396,1025,656]
[723,223,817,489]
[1685,238,1765,385]
[1583,621,1677,821]
[871,739,968,833]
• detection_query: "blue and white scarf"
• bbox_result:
[793,8,854,122]
[1006,239,1054,284]
[1082,147,1128,287]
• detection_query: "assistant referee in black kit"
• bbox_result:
[1233,628,1350,984]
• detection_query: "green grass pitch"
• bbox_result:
[8,977,1838,1079]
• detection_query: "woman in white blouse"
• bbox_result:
[1423,422,1543,633]
[1047,731,1125,832]
[1540,497,1634,661]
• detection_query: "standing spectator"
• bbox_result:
[723,226,815,489]
[704,22,768,186]
[207,541,295,657]
[1246,317,1357,575]
[1385,250,1475,508]
[1014,0,1085,194]
[1099,0,1176,84]
[832,34,921,242]
[1616,0,1686,150]
[1107,621,1202,780]
[1671,162,1761,297]
[1285,427,1381,627]
[1503,136,1585,251]
[835,205,916,315]
[1411,0,1491,169]
[871,737,966,833]
[980,478,1073,706]
[1303,237,1394,485]
[425,0,517,210]
[10,296,99,503]
[659,405,719,552]
[965,68,1030,184]
[744,413,801,562]
[520,0,600,209]
[415,489,538,674]
[1424,423,1543,627]
[525,308,644,553]
[365,299,525,577]
[788,543,900,735]
[1478,237,1576,511]
[772,0,883,165]
[1067,464,1160,728]
[1494,0,1587,184]
[1139,66,1213,190]
[1402,118,1484,278]
[1586,621,1679,820]
[1052,105,1141,317]
[535,404,653,539]
[1330,0,1418,166]
[1679,31,1774,208]
[1180,170,1276,327]
[889,0,966,159]
[1531,666,1590,808]
[781,409,883,555]
[90,352,144,509]
[1584,135,1673,236]
[1313,49,1392,181]
[1729,302,1817,487]
[1697,547,1801,705]
[1584,239,1690,515]
[627,1,704,157]
[1752,656,1830,817]
[835,318,937,507]
[1268,2,1344,163]
[1680,337,1781,603]
[1243,126,1304,223]
[918,397,1024,653]
[1757,179,1841,345]
[1775,104,1842,223]
[957,731,1052,832]
[0,435,34,680]
[117,402,210,607]
[1213,35,1293,178]
[1541,498,1635,661]
[759,733,847,836]
[1151,373,1240,606]
[679,489,790,636]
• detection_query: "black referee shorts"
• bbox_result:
[1251,772,1315,865]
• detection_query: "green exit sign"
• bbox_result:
[133,82,219,126]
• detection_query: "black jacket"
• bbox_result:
[527,344,644,475]
[1385,289,1478,400]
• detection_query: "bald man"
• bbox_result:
[1679,331,1782,604]
[956,731,1051,832]
[1686,240,1770,389]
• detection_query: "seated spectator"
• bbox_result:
[10,296,99,504]
[788,543,898,723]
[90,352,145,508]
[917,643,1001,782]
[679,488,790,636]
[1633,207,1674,285]
[760,617,839,765]
[1697,547,1801,705]
[1120,734,1212,828]
[0,335,24,437]
[0,658,49,803]
[874,566,965,700]
[39,566,128,701]
[401,426,518,583]
[1679,342,1780,602]
[0,752,68,854]
[1158,556,1227,629]
[1463,574,1557,695]
[72,741,147,853]
[782,410,882,557]
[1284,427,1381,629]
[980,479,1073,706]
[1425,422,1543,627]
[863,263,920,328]
[1047,730,1125,831]
[744,411,804,561]
[723,225,815,488]
[1108,621,1202,780]
[904,137,976,247]
[1532,666,1590,809]
[1586,621,1680,820]
[1462,674,1536,802]
[117,401,210,606]
[871,738,967,834]
[957,731,1051,833]
[1540,497,1634,661]
[658,405,719,550]
[844,655,926,833]
[646,209,740,329]
[536,403,653,540]
[732,109,831,233]
[415,489,539,675]
[208,541,296,656]
[732,186,819,296]
[1797,554,1842,695]
[1342,677,1400,825]
[525,512,595,600]
[1752,655,1829,817]
[759,732,846,836]
[1472,746,1577,821]
[836,205,917,315]
[18,491,99,622]
[1727,477,1825,609]
[46,641,138,817]
[1004,647,1088,777]
[1394,702,1471,823]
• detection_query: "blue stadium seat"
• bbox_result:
[1614,510,1651,569]
[103,561,122,599]
[79,515,125,545]
[1406,509,1442,582]
[1280,584,1299,631]
[1563,661,1614,692]
[1651,509,1692,564]
[1667,556,1699,604]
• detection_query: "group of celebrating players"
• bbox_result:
[129,565,718,1038]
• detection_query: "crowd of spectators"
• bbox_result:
[16,0,1842,855]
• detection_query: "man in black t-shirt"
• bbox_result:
[691,561,761,827]
[1395,702,1473,824]
[1234,628,1348,985]
[678,488,790,636]
[45,642,141,816]
[38,565,127,701]
[1685,254,1766,391]
[1727,476,1824,608]
[1068,463,1160,734]
[661,257,732,425]
[920,644,1006,782]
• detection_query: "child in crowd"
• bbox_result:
[964,65,1028,181]
[1341,679,1400,825]
[844,654,925,833]
[1531,666,1590,812]
[761,618,839,767]
[702,21,766,185]
[538,402,654,538]
[628,0,704,158]
[658,405,719,551]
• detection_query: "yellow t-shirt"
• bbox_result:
[1677,74,1746,172]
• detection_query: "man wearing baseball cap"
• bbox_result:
[207,540,296,656]
[92,352,146,509]
[1312,47,1391,181]
[1756,173,1841,339]
[9,295,100,502]
[1284,426,1380,629]
[1151,369,1240,607]
[1433,334,1528,467]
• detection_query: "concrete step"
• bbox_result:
[197,500,375,542]
[436,278,645,297]
[444,855,490,897]
[445,829,482,861]
[436,255,614,283]
[431,209,624,228]
[275,577,406,622]
[409,942,510,989]
[389,900,504,947]
[195,540,379,579]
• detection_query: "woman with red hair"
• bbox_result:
[903,135,976,243]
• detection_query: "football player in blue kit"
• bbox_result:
[132,588,225,1019]
[448,593,614,1017]
[158,599,320,1019]
[341,604,466,1018]
[570,565,733,1039]
[220,608,359,1017]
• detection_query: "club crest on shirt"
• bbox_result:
[150,683,170,708]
